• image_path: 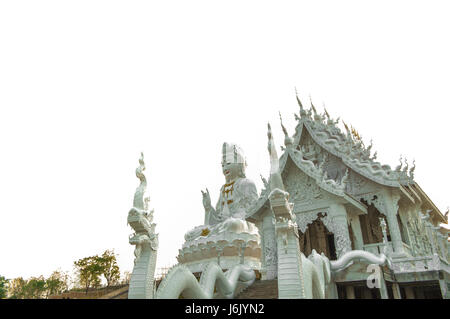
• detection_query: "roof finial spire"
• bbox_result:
[342,120,351,137]
[279,111,287,136]
[395,155,403,172]
[323,104,330,120]
[295,87,307,118]
[409,159,416,179]
[267,122,284,191]
[279,111,293,147]
[402,158,409,174]
[343,120,349,132]
[371,151,378,161]
[309,95,323,123]
[309,94,317,115]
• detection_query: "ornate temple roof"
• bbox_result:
[291,96,414,187]
[247,96,447,224]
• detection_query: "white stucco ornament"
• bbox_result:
[180,142,261,273]
[127,153,159,299]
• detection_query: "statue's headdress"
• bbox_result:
[222,142,247,178]
[222,142,246,165]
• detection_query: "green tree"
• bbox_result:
[45,270,69,298]
[74,256,103,294]
[8,277,27,299]
[24,276,47,299]
[99,250,120,288]
[0,276,9,299]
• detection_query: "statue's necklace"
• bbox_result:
[222,181,235,205]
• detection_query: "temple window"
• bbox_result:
[298,218,337,260]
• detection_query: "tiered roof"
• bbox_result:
[247,96,446,224]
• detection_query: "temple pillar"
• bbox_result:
[392,283,402,299]
[261,212,277,280]
[349,213,364,250]
[378,269,389,299]
[383,191,404,256]
[323,204,352,258]
[345,286,355,299]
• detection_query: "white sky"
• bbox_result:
[1,1,449,281]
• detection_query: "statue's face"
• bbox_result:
[222,161,241,183]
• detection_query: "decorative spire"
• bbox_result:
[409,159,416,179]
[323,105,335,126]
[323,107,330,120]
[343,121,350,134]
[309,95,324,123]
[402,158,409,174]
[279,111,293,147]
[395,155,403,172]
[295,88,307,118]
[367,139,373,152]
[351,125,362,142]
[279,111,288,136]
[309,95,317,115]
[267,123,284,191]
[133,152,147,210]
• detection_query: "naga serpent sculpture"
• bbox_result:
[156,262,255,299]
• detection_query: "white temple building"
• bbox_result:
[126,96,449,299]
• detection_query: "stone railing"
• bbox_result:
[363,242,392,255]
[362,241,414,257]
[390,254,450,274]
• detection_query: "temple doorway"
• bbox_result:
[359,203,390,245]
[299,218,337,260]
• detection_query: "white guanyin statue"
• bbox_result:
[184,142,259,241]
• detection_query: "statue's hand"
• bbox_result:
[201,188,212,211]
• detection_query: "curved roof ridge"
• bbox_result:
[292,113,413,187]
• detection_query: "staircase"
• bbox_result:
[90,279,278,299]
[99,285,129,299]
[235,280,278,299]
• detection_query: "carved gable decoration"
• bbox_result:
[297,129,323,166]
[345,170,379,196]
[281,157,334,209]
[297,129,380,197]
[322,152,347,184]
[298,128,347,184]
